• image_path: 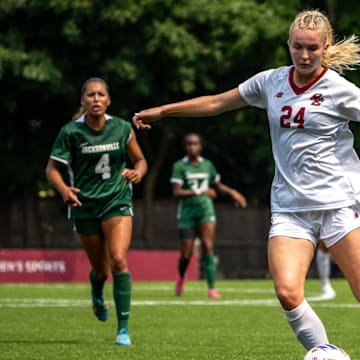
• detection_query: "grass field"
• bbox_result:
[1,279,359,359]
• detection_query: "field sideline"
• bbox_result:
[1,279,359,359]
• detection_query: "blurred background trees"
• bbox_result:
[1,0,360,246]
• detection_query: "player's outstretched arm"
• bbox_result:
[133,88,248,129]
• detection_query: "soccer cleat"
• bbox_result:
[320,283,336,300]
[115,328,131,346]
[208,288,221,299]
[175,278,184,296]
[92,295,109,321]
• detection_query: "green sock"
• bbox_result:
[112,272,131,331]
[178,256,190,278]
[89,269,107,299]
[203,254,216,289]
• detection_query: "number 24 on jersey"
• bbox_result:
[280,106,305,128]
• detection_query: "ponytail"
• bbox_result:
[323,35,360,73]
[72,106,86,120]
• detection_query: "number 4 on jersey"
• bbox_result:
[280,106,305,128]
[95,154,111,179]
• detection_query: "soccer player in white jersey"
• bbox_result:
[46,77,147,346]
[133,9,360,351]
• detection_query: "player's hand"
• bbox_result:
[61,187,82,207]
[132,107,162,130]
[202,188,217,199]
[231,190,247,208]
[122,168,142,184]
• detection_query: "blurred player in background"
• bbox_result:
[316,241,336,299]
[133,10,360,350]
[171,133,247,298]
[46,77,147,346]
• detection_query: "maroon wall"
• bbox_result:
[0,248,198,282]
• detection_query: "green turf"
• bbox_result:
[0,279,358,359]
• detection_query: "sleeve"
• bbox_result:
[124,119,132,143]
[209,161,221,184]
[49,126,72,165]
[170,161,184,185]
[117,117,132,147]
[336,78,360,123]
[238,69,274,109]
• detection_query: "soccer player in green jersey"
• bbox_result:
[171,133,247,298]
[45,77,147,346]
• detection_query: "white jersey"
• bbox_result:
[239,66,360,212]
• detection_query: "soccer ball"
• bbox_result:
[304,344,351,360]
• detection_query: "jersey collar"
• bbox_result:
[182,156,203,163]
[289,66,328,95]
[75,113,112,122]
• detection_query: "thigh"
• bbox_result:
[178,228,196,257]
[79,233,109,275]
[198,222,216,254]
[268,236,314,306]
[318,240,328,252]
[329,227,360,301]
[101,216,133,271]
[179,239,195,257]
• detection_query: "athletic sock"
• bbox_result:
[202,254,216,289]
[316,248,331,288]
[178,256,190,278]
[89,269,107,299]
[112,272,131,331]
[284,299,328,350]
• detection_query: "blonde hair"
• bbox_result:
[289,9,360,73]
[72,77,110,120]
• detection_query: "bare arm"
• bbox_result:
[45,158,82,207]
[122,128,148,184]
[213,181,247,208]
[133,88,248,129]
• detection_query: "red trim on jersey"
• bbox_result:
[289,66,328,95]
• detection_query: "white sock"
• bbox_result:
[316,248,331,288]
[284,299,328,350]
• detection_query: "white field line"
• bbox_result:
[136,286,275,294]
[2,284,274,294]
[0,297,359,308]
[0,284,331,295]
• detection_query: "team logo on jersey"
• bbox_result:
[310,93,324,106]
[275,92,284,98]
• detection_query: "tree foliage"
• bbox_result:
[1,0,360,244]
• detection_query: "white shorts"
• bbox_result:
[268,205,360,248]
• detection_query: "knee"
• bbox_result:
[110,251,128,272]
[274,284,304,310]
[93,269,109,279]
[201,241,214,255]
[91,263,110,278]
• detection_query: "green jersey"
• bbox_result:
[50,114,132,219]
[170,156,220,226]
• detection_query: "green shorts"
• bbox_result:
[73,206,133,235]
[177,210,216,229]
